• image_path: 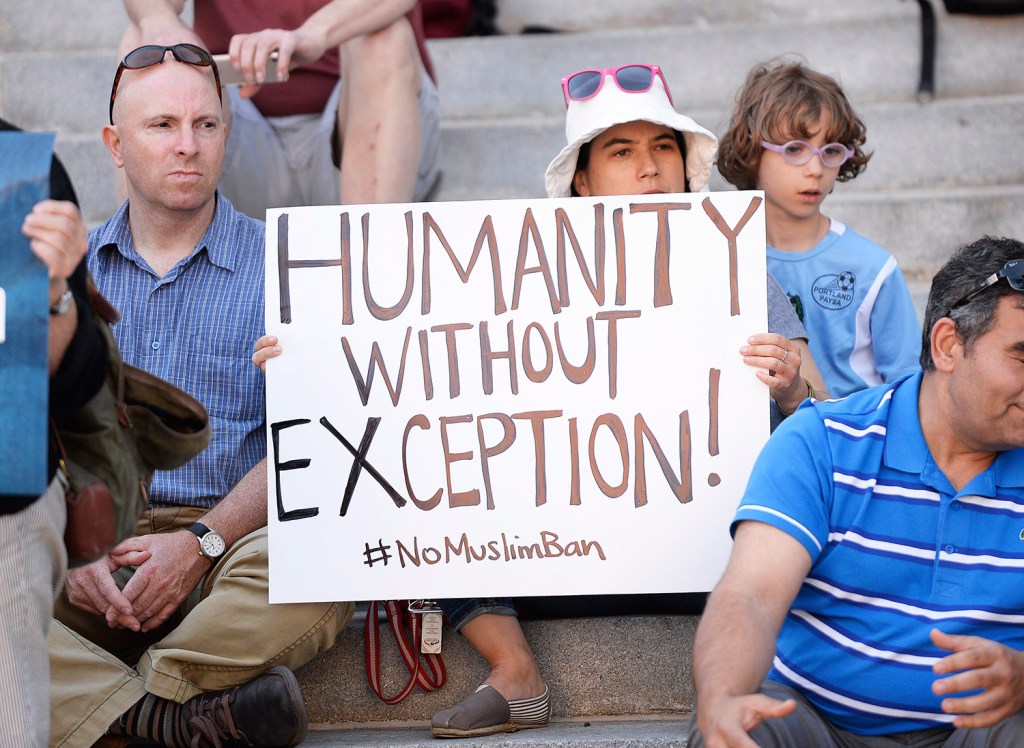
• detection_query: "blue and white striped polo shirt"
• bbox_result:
[734,371,1024,735]
[87,194,266,509]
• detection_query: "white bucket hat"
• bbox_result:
[544,67,718,198]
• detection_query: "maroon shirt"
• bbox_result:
[194,0,434,117]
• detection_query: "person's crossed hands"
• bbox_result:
[65,530,210,633]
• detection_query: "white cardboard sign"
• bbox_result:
[265,192,769,603]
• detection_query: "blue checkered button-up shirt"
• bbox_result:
[87,195,266,509]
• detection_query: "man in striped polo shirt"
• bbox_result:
[690,236,1024,747]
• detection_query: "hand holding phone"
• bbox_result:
[213,52,287,86]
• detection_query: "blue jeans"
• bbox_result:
[440,593,707,631]
[439,598,516,631]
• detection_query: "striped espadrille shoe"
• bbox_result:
[431,684,550,738]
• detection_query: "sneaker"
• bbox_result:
[185,665,308,747]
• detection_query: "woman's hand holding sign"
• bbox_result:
[740,333,826,415]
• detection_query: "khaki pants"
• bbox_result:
[0,476,66,748]
[49,508,353,748]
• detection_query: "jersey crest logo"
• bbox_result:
[812,271,856,310]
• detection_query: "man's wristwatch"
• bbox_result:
[187,522,227,561]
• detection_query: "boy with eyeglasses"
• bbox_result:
[718,57,921,398]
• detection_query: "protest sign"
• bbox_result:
[0,132,55,497]
[264,192,770,603]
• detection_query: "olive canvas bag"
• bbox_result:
[52,280,210,565]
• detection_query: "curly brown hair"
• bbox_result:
[717,57,871,191]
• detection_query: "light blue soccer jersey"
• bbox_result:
[767,219,920,397]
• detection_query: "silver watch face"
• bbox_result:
[51,289,73,316]
[201,532,226,558]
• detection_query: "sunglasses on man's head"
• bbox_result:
[947,258,1024,316]
[561,64,673,108]
[108,43,222,124]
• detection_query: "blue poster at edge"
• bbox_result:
[0,132,56,496]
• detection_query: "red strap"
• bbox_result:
[364,600,446,704]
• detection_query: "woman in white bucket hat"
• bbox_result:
[542,65,826,412]
[252,63,830,739]
[430,64,830,740]
[544,63,717,198]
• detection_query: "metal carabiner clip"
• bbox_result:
[408,600,444,653]
[408,599,442,615]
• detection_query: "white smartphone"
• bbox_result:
[212,52,286,86]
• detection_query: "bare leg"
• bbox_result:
[336,15,422,204]
[458,614,546,700]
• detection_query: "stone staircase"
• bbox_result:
[3,0,1024,744]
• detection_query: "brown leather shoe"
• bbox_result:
[185,665,307,747]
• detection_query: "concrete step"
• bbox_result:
[5,1,1022,125]
[11,4,1022,229]
[822,94,1024,194]
[303,717,691,747]
[296,612,698,726]
[430,94,1024,199]
[429,11,1024,121]
[10,5,1024,131]
[0,0,912,51]
[495,0,912,34]
[52,95,1024,245]
[825,184,1024,281]
[0,0,129,53]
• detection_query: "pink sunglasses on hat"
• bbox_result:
[561,64,674,108]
